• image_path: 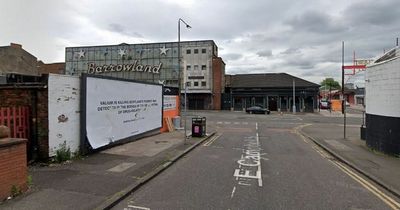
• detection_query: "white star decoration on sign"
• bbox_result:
[118,49,126,57]
[160,46,169,55]
[77,50,85,58]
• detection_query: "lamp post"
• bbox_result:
[292,79,296,114]
[178,18,191,143]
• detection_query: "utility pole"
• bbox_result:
[329,86,332,113]
[292,79,296,114]
[342,41,346,139]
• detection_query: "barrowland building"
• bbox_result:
[65,40,225,110]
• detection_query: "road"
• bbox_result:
[113,111,396,210]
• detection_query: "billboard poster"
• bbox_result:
[82,75,162,149]
[163,95,177,111]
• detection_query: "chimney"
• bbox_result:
[10,43,22,49]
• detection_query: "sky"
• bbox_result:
[1,0,399,86]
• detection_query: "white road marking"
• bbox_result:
[126,205,150,210]
[238,181,251,186]
[224,122,231,124]
[242,122,248,125]
[231,186,236,198]
[256,129,262,187]
[234,122,240,125]
[233,123,263,187]
[217,121,223,124]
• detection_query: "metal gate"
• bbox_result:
[0,106,30,139]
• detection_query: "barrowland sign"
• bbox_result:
[88,61,162,74]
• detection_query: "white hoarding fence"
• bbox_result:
[83,75,162,150]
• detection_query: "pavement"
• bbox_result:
[0,129,215,210]
[300,122,400,198]
[317,109,363,118]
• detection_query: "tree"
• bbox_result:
[320,78,341,90]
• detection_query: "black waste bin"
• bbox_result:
[360,125,366,140]
[192,117,206,137]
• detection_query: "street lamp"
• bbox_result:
[178,18,191,144]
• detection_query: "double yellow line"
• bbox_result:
[310,137,400,210]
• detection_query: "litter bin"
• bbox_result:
[172,116,181,129]
[192,117,206,137]
[360,125,366,140]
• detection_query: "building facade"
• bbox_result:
[223,73,320,112]
[64,40,225,110]
[0,43,39,76]
[37,61,65,75]
[365,46,400,156]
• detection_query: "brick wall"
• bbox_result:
[212,57,225,110]
[36,90,49,159]
[0,138,28,200]
[37,62,65,75]
[0,43,39,76]
[0,87,49,160]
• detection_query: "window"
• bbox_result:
[188,76,204,80]
[201,65,206,70]
[201,81,206,87]
[194,49,199,54]
[186,49,191,54]
[194,81,199,86]
[194,65,199,70]
[202,49,206,53]
[186,65,191,71]
[186,81,191,87]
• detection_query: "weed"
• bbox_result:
[54,141,71,163]
[71,149,84,160]
[10,185,22,197]
[27,175,33,187]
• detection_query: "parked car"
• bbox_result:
[319,100,330,109]
[246,106,271,114]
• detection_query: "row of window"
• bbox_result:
[186,48,207,54]
[187,65,207,71]
[187,81,207,87]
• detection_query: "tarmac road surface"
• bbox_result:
[112,111,396,210]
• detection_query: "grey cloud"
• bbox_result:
[108,23,144,38]
[108,23,124,33]
[227,66,270,75]
[257,50,272,57]
[281,48,301,55]
[285,10,348,34]
[344,0,400,26]
[1,0,399,86]
[300,70,326,77]
[285,58,315,70]
[223,53,243,61]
